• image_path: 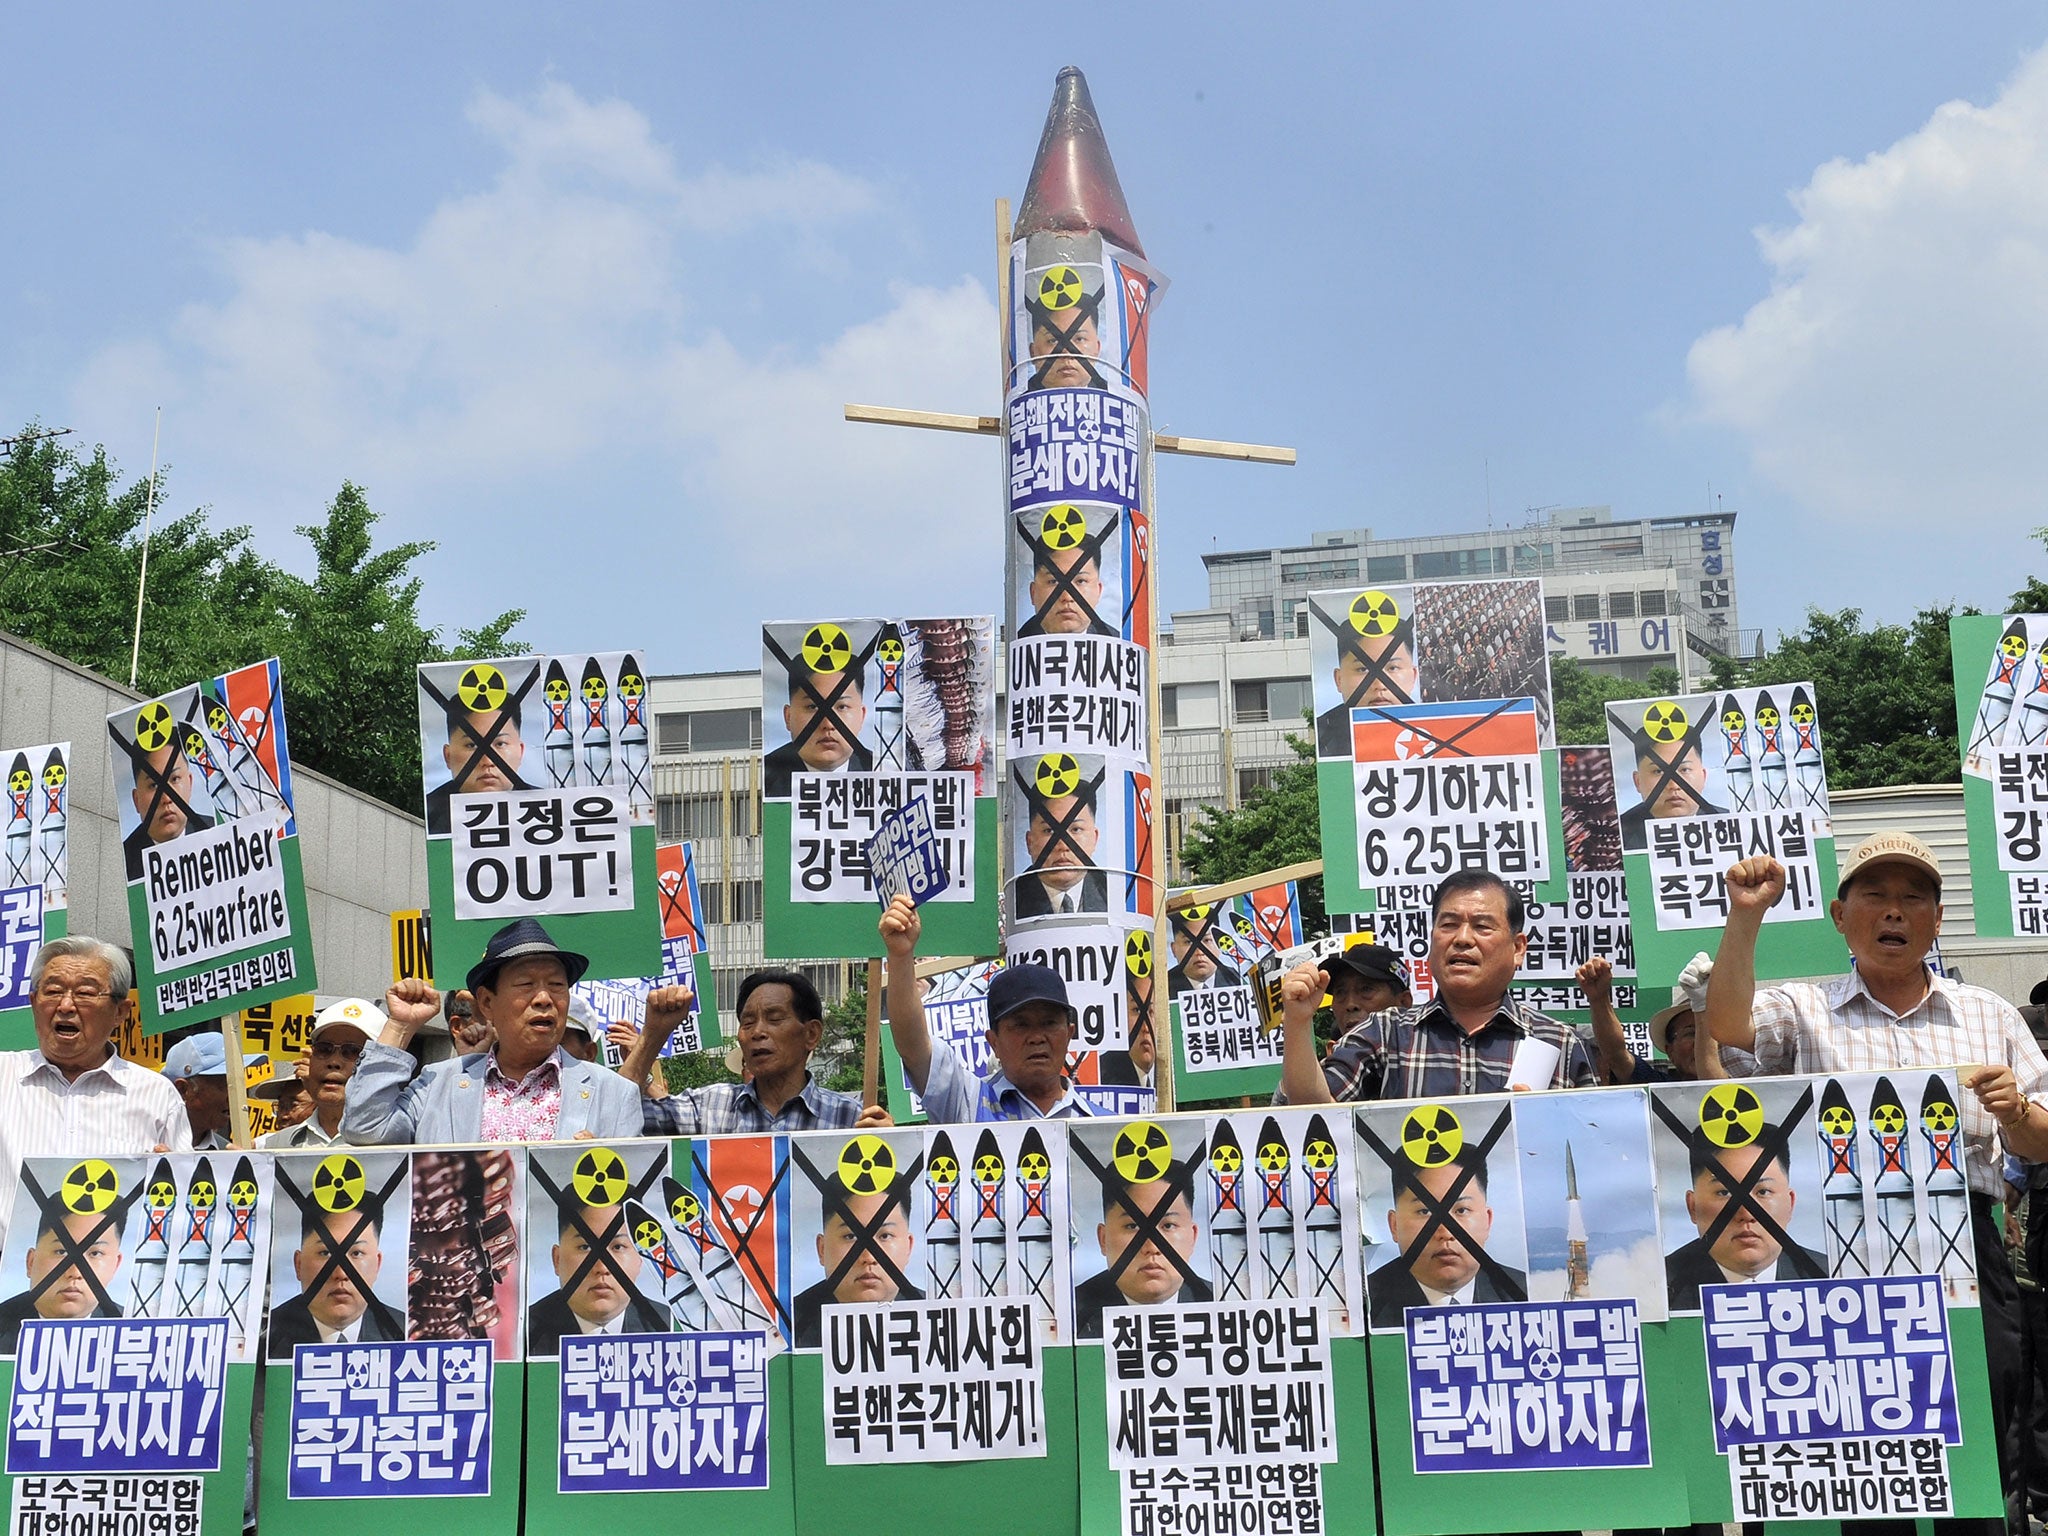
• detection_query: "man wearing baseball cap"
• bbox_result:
[344,918,643,1144]
[880,895,1097,1122]
[162,1034,269,1150]
[261,998,382,1150]
[1708,831,2048,1528]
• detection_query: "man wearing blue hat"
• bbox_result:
[879,895,1097,1122]
[162,1033,269,1150]
[343,918,643,1144]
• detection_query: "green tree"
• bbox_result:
[1178,734,1327,934]
[1550,656,1684,744]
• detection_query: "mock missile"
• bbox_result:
[129,1157,177,1317]
[970,1129,1010,1297]
[580,657,613,785]
[207,698,283,815]
[1254,1116,1296,1298]
[1788,686,1825,813]
[2019,637,2048,748]
[1868,1077,1918,1275]
[542,659,576,788]
[173,1157,218,1317]
[1919,1075,1972,1286]
[1967,619,2030,770]
[924,1131,963,1299]
[628,1197,708,1331]
[3,752,30,887]
[1754,691,1789,809]
[1720,697,1755,813]
[664,1175,760,1332]
[616,656,651,802]
[38,749,65,892]
[182,726,246,823]
[219,1157,259,1343]
[873,624,906,772]
[1206,1119,1250,1300]
[1817,1079,1870,1278]
[1014,1127,1056,1323]
[1301,1115,1345,1308]
[1564,1141,1590,1302]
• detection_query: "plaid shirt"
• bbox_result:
[1751,970,2048,1196]
[1280,994,1598,1103]
[641,1074,864,1136]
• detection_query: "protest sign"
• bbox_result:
[1606,687,1846,987]
[0,741,68,1045]
[391,908,432,983]
[235,993,316,1139]
[417,652,659,990]
[760,619,998,960]
[866,797,952,908]
[0,1153,269,1535]
[1008,753,1154,929]
[881,960,1002,1124]
[1167,881,1306,1098]
[109,661,315,1032]
[258,1146,525,1534]
[1954,613,2048,936]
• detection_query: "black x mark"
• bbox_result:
[1026,288,1105,390]
[110,700,208,844]
[420,665,542,800]
[1359,1105,1526,1308]
[1013,763,1107,875]
[763,630,882,763]
[17,1168,139,1321]
[677,1162,795,1337]
[1649,1088,1823,1280]
[1615,710,1718,821]
[793,1142,926,1305]
[1069,1132,1209,1304]
[1016,513,1119,636]
[529,1153,664,1319]
[1313,599,1415,715]
[274,1161,409,1340]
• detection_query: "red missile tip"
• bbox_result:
[1015,66,1144,255]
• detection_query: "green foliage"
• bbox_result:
[821,977,876,1101]
[661,1047,737,1094]
[1551,656,1683,745]
[1178,734,1327,935]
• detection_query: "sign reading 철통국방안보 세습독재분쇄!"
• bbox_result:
[109,660,315,1032]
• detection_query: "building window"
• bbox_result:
[1413,547,1499,580]
[1639,589,1668,617]
[657,792,754,842]
[1572,593,1602,621]
[1237,767,1275,801]
[1233,680,1269,723]
[703,880,764,926]
[1280,558,1358,587]
[1544,596,1569,623]
[1608,590,1636,619]
[1365,555,1408,583]
[1160,686,1179,729]
[655,708,761,755]
[1513,543,1555,571]
[1267,679,1313,724]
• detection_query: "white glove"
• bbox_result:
[1675,951,1715,1014]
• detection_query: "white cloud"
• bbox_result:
[69,81,994,664]
[1684,44,2048,606]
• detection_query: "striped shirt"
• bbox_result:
[0,1050,192,1249]
[1280,994,1599,1103]
[641,1074,864,1136]
[1750,971,2047,1196]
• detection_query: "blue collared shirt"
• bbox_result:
[918,1038,1097,1124]
[641,1073,864,1136]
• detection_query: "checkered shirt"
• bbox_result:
[1279,993,1599,1103]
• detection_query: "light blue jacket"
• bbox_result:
[341,1040,644,1145]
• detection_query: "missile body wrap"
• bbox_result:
[543,659,577,788]
[187,730,246,822]
[1254,1117,1296,1299]
[630,1196,710,1332]
[924,1132,963,1300]
[173,1156,218,1317]
[1755,691,1789,808]
[5,752,32,886]
[129,1158,178,1317]
[1301,1116,1344,1305]
[1789,686,1826,811]
[219,1156,260,1341]
[873,624,906,772]
[2020,642,2048,747]
[617,656,651,802]
[665,1175,761,1332]
[1207,1120,1250,1300]
[1967,620,2029,766]
[1868,1077,1919,1275]
[580,657,613,785]
[39,748,65,889]
[1919,1075,1972,1283]
[1817,1080,1870,1279]
[1720,700,1754,813]
[970,1129,1010,1298]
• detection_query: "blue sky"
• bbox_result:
[7,5,2048,672]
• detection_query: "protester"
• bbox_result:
[1277,870,1597,1103]
[1578,952,1727,1085]
[881,895,1098,1121]
[561,995,606,1064]
[623,968,887,1134]
[343,918,643,1143]
[261,999,378,1150]
[250,1069,314,1135]
[162,1033,268,1151]
[1706,832,2048,1533]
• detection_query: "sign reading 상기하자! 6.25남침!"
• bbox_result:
[108,660,315,1032]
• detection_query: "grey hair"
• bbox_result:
[29,937,134,999]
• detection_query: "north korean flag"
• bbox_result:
[1351,698,1541,763]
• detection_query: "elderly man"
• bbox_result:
[1707,832,2048,1536]
[1277,870,1598,1103]
[263,998,380,1150]
[161,1033,268,1150]
[343,918,643,1143]
[0,938,191,1250]
[882,895,1098,1121]
[622,969,886,1134]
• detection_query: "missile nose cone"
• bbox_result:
[1016,66,1144,254]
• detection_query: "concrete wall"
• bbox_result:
[1,631,427,1001]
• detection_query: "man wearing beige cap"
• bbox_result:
[262,998,381,1150]
[1707,831,2048,1532]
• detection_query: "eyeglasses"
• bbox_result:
[36,982,113,1005]
[310,1039,363,1061]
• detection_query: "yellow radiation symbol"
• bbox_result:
[572,1147,629,1206]
[1820,1104,1855,1138]
[1034,752,1081,799]
[312,1154,367,1213]
[1304,1137,1336,1171]
[1721,704,1747,733]
[148,1176,177,1211]
[1040,504,1088,550]
[7,768,27,795]
[1871,1101,1907,1136]
[134,702,175,753]
[1790,699,1815,726]
[633,1216,666,1252]
[1922,1097,1958,1134]
[1698,1083,1764,1148]
[1755,703,1781,728]
[1180,903,1211,925]
[1642,701,1688,743]
[928,1154,959,1185]
[1125,931,1153,979]
[1348,590,1401,638]
[2004,632,2031,660]
[1210,1140,1242,1177]
[229,1178,259,1209]
[544,674,571,703]
[1113,1121,1174,1184]
[183,731,209,763]
[206,703,231,736]
[1256,1136,1290,1173]
[1036,265,1084,311]
[801,623,852,674]
[876,636,903,665]
[1018,1150,1051,1181]
[456,664,508,713]
[40,759,63,790]
[581,672,608,702]
[188,1178,216,1208]
[670,1188,702,1228]
[1400,1104,1463,1167]
[61,1160,119,1215]
[838,1135,897,1195]
[973,1150,1006,1184]
[618,672,644,698]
